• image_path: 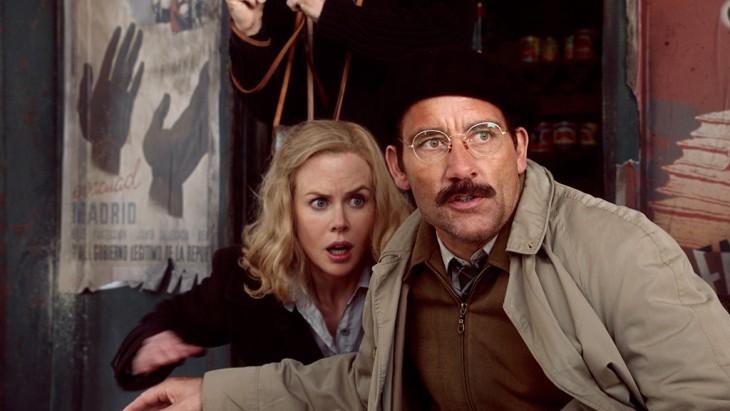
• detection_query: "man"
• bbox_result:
[125,47,730,411]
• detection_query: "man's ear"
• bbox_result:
[385,145,411,191]
[514,127,529,174]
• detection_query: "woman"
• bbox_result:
[112,120,411,390]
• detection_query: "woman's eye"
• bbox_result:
[349,196,365,207]
[311,198,327,209]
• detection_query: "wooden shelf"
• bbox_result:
[518,59,601,92]
[536,92,602,117]
[482,0,605,199]
[528,147,604,197]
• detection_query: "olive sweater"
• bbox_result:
[403,218,572,410]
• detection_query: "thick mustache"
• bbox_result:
[435,179,495,206]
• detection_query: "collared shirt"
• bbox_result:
[437,235,497,297]
[286,268,370,357]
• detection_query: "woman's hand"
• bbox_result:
[226,0,267,36]
[131,331,205,375]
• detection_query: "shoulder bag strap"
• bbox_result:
[229,13,306,95]
[333,0,364,120]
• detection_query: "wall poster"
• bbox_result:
[638,0,730,304]
[60,0,222,293]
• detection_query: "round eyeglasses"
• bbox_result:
[405,121,507,164]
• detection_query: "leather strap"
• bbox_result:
[230,14,305,95]
[273,18,300,128]
[232,0,364,122]
[334,0,364,120]
[333,54,351,120]
[305,17,315,120]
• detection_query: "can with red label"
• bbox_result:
[553,121,577,149]
[579,122,600,147]
[574,29,596,59]
[529,122,553,152]
[520,36,541,63]
[563,35,574,60]
[542,37,558,62]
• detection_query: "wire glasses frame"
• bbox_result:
[405,121,508,164]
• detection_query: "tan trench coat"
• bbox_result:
[203,160,730,410]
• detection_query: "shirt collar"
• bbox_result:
[284,266,371,312]
[404,211,515,283]
[437,235,495,271]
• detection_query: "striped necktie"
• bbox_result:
[448,258,484,291]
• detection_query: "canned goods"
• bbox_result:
[529,122,553,152]
[563,35,574,60]
[553,121,577,149]
[574,29,596,59]
[520,36,541,63]
[579,122,599,146]
[542,37,558,62]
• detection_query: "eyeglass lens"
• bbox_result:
[410,121,505,163]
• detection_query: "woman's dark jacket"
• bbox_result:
[111,246,323,391]
[230,0,477,146]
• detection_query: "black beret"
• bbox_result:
[376,46,538,143]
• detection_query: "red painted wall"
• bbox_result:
[641,0,730,251]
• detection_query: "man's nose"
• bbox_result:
[444,138,478,179]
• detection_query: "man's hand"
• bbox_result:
[226,0,267,36]
[77,24,144,175]
[123,377,203,411]
[286,0,325,21]
[131,331,205,375]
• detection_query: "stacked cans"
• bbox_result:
[520,28,597,63]
[529,120,600,152]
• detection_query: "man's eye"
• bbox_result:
[469,123,502,143]
[415,133,448,150]
[425,138,445,148]
[472,130,492,142]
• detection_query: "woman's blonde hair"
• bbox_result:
[241,120,411,304]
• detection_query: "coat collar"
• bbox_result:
[506,160,555,256]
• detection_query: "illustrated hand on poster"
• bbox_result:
[78,23,144,175]
[143,61,210,218]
